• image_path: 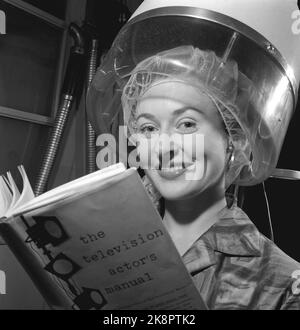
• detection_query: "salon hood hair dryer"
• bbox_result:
[87,0,300,185]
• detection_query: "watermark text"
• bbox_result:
[96,127,205,181]
[0,10,6,34]
[292,9,300,34]
[0,270,6,294]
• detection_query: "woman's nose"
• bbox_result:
[158,148,175,169]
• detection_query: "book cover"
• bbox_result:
[0,164,207,310]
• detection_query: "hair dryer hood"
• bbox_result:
[87,0,300,186]
[131,0,300,87]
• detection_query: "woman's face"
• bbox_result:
[134,80,228,200]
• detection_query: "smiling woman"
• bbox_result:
[120,46,249,256]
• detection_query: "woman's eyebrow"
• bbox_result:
[173,106,204,116]
[136,106,204,121]
[136,113,157,121]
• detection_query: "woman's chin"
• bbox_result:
[155,181,205,201]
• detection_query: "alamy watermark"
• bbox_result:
[292,9,300,34]
[96,126,205,181]
[0,270,6,295]
[0,10,6,35]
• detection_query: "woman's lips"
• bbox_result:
[157,163,195,180]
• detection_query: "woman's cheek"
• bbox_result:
[205,134,227,172]
[182,133,205,164]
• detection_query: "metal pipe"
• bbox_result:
[34,24,85,196]
[69,23,85,54]
[86,39,98,173]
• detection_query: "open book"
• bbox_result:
[0,163,207,310]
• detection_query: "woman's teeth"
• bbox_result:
[161,166,185,172]
[159,163,195,171]
[158,163,195,177]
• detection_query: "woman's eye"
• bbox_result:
[139,125,158,138]
[177,120,197,133]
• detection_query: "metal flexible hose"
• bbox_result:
[34,95,73,196]
[34,24,85,196]
[86,39,98,174]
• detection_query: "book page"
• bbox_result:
[5,171,21,211]
[10,166,35,211]
[5,163,126,219]
[0,176,12,218]
[1,165,35,219]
